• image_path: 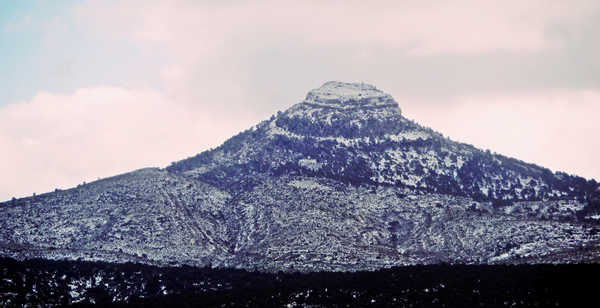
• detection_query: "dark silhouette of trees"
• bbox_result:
[1,258,598,307]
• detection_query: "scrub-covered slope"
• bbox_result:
[0,169,234,266]
[168,81,598,204]
[1,81,599,271]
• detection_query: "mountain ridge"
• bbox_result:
[167,81,597,204]
[1,81,599,271]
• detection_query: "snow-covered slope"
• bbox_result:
[1,81,599,271]
[0,169,234,266]
[168,81,597,204]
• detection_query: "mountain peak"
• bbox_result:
[304,81,397,109]
[4,81,600,273]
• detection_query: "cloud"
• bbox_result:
[69,0,574,102]
[2,0,599,200]
[74,0,573,54]
[0,87,257,201]
[68,0,600,103]
[404,89,600,181]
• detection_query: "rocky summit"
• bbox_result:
[2,81,600,272]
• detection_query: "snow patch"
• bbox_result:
[384,131,430,142]
[298,158,322,171]
[288,180,331,191]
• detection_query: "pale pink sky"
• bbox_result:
[1,0,599,200]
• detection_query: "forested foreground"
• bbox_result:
[1,257,598,307]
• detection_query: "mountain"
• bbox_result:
[1,81,600,271]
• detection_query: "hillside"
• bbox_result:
[1,81,599,271]
[168,81,597,203]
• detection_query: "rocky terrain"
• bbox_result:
[1,81,600,272]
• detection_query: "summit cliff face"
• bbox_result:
[1,81,600,271]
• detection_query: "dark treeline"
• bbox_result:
[1,257,598,307]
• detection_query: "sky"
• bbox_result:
[1,0,599,201]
